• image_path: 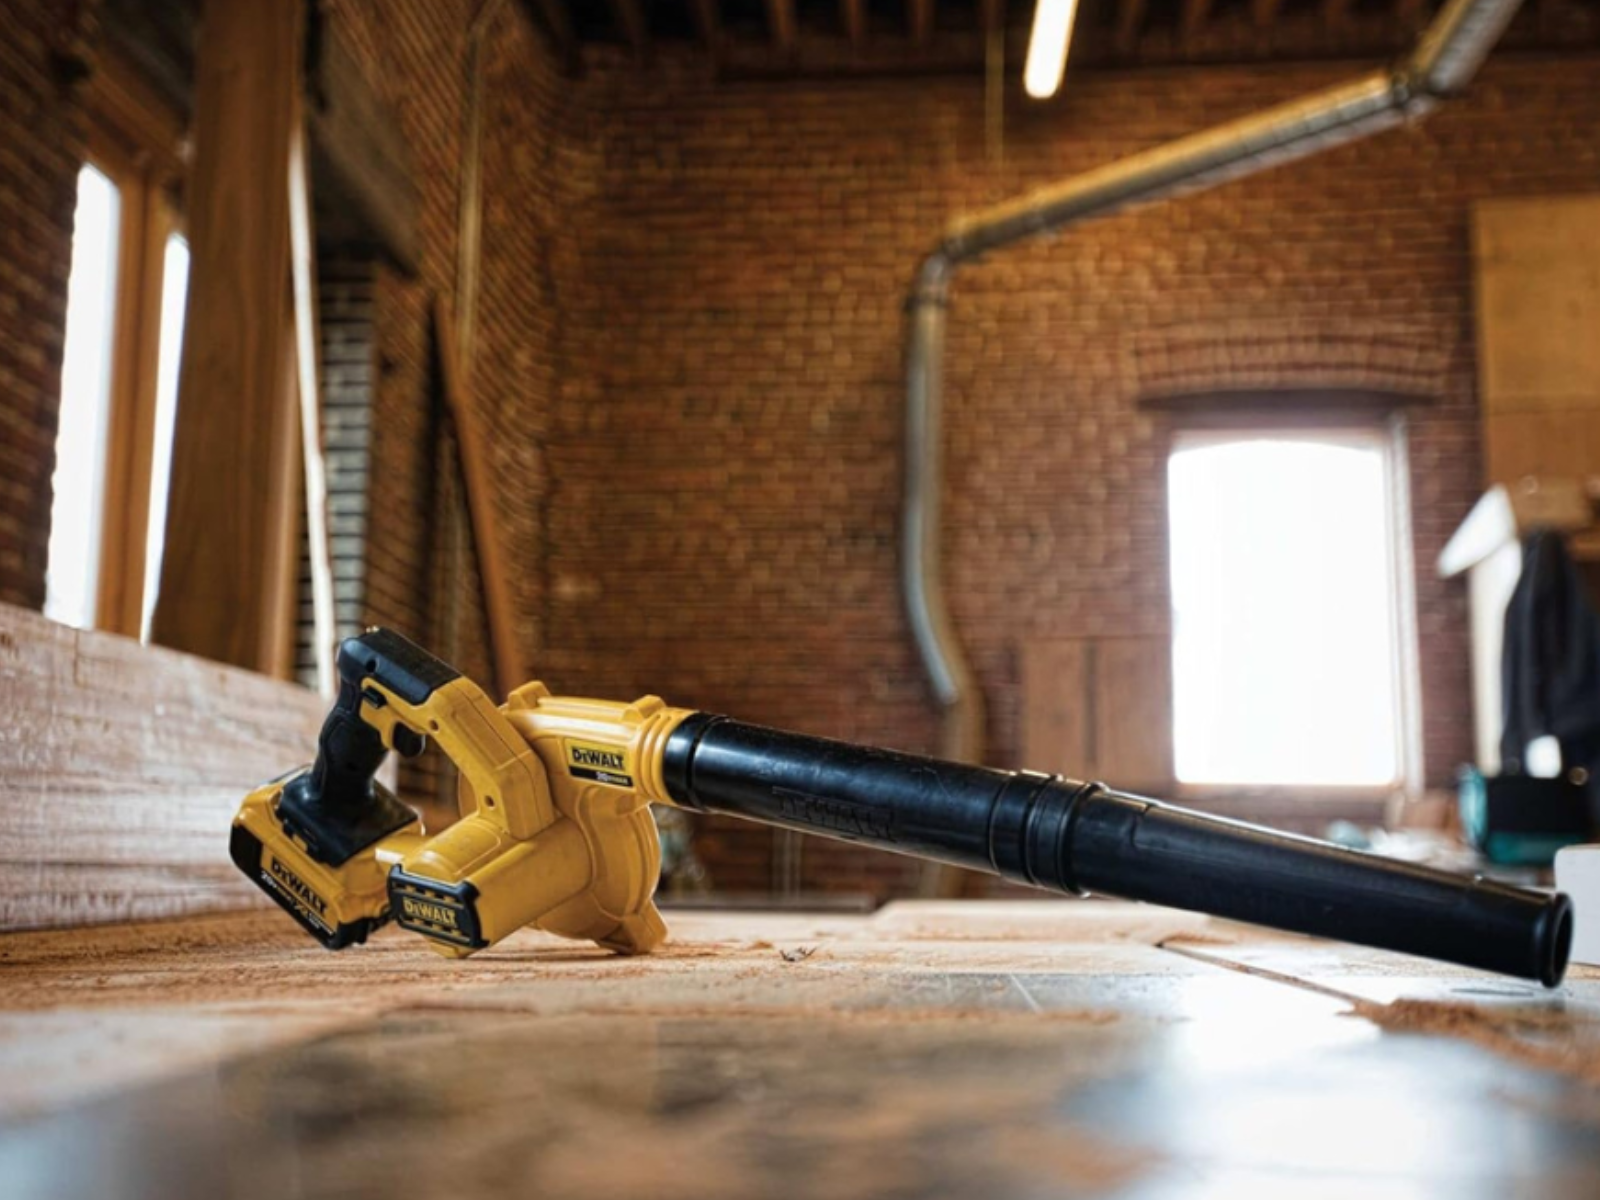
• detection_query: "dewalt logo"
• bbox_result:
[268,856,329,916]
[773,787,894,842]
[569,744,626,772]
[401,896,460,929]
[566,741,635,789]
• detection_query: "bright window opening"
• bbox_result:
[1168,429,1405,787]
[44,165,121,630]
[140,233,191,641]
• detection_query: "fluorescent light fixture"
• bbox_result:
[1024,0,1080,100]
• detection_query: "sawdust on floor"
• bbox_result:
[1350,996,1600,1086]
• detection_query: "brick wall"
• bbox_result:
[296,254,377,689]
[544,53,1600,897]
[0,0,96,609]
[0,0,572,816]
[9,2,1600,901]
[320,0,577,820]
[319,0,573,661]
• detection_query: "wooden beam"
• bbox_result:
[910,0,936,45]
[607,0,650,61]
[432,298,523,699]
[0,601,325,931]
[1115,0,1148,52]
[260,313,303,682]
[528,0,579,72]
[1397,0,1429,28]
[689,0,722,51]
[1182,0,1214,40]
[288,109,337,696]
[766,0,797,53]
[979,0,1006,35]
[305,13,421,274]
[150,0,300,674]
[1252,0,1283,28]
[841,0,867,46]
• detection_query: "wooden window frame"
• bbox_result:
[83,53,189,639]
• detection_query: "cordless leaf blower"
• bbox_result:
[232,628,1574,985]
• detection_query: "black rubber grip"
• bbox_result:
[275,629,432,866]
[337,627,460,706]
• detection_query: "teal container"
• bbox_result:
[1459,766,1591,866]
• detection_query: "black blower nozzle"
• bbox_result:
[662,716,1574,987]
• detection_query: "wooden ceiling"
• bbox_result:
[523,0,1600,77]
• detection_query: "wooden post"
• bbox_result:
[433,297,523,698]
[149,0,301,673]
[289,114,337,696]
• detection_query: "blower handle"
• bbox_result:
[277,629,458,865]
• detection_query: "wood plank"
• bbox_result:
[0,602,325,930]
[1397,0,1429,29]
[607,0,651,61]
[149,0,300,674]
[1020,640,1090,774]
[766,0,798,52]
[910,0,936,44]
[1183,0,1214,40]
[689,0,722,51]
[433,299,524,699]
[86,48,188,183]
[1484,413,1600,487]
[289,112,336,695]
[980,0,1006,34]
[528,0,580,72]
[1474,197,1600,417]
[1116,0,1148,53]
[1252,0,1283,28]
[304,14,420,274]
[1094,638,1174,789]
[1021,636,1173,791]
[0,902,1216,1118]
[841,0,867,46]
[1324,0,1353,29]
[259,308,303,682]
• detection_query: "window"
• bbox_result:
[1167,426,1415,789]
[42,57,188,640]
[44,166,122,629]
[140,234,191,641]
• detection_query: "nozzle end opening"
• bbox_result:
[1539,893,1574,988]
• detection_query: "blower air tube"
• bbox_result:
[663,715,1572,987]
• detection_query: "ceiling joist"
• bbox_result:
[1116,0,1149,52]
[689,0,722,51]
[766,0,798,53]
[1183,0,1215,39]
[520,0,1598,78]
[607,0,650,61]
[841,0,868,46]
[528,0,579,72]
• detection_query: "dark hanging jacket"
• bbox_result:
[1500,530,1600,792]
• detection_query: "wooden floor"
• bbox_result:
[2,899,1599,1198]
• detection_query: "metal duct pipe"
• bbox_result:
[902,0,1524,766]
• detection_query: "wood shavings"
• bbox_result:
[1349,997,1600,1086]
